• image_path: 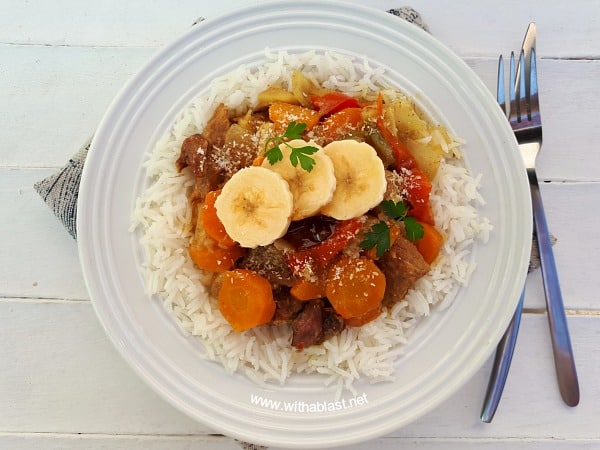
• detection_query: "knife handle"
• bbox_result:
[481,290,525,423]
[528,169,580,407]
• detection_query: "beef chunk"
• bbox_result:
[238,244,295,287]
[176,134,210,176]
[203,103,230,149]
[291,300,323,349]
[378,233,430,304]
[322,306,345,341]
[176,134,213,228]
[271,288,304,326]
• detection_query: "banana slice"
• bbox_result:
[262,139,336,221]
[215,166,294,248]
[321,140,386,220]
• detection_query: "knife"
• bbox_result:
[480,23,536,423]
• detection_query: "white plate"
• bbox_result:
[78,1,531,448]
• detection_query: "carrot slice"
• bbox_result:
[325,256,386,319]
[200,190,237,247]
[345,304,382,327]
[319,107,363,142]
[414,221,444,264]
[252,155,265,166]
[218,269,276,332]
[189,239,244,273]
[268,102,320,131]
[290,278,326,301]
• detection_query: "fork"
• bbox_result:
[482,33,580,420]
[513,46,580,408]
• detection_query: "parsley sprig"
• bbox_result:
[360,200,424,258]
[264,121,319,172]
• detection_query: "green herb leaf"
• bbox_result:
[290,145,319,172]
[263,121,318,172]
[404,216,424,241]
[264,146,284,165]
[284,121,308,140]
[359,221,391,258]
[381,199,408,221]
[359,199,426,257]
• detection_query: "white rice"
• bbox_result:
[130,50,492,392]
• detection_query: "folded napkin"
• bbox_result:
[33,7,435,450]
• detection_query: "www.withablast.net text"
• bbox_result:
[250,393,368,413]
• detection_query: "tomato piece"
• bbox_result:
[287,218,362,276]
[311,92,362,117]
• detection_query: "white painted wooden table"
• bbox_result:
[2,1,599,448]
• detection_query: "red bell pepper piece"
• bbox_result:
[287,218,363,275]
[311,92,362,117]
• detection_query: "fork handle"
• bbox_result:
[528,168,580,406]
[481,290,525,422]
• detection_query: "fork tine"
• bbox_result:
[518,50,527,121]
[529,48,540,123]
[508,52,517,123]
[497,55,506,116]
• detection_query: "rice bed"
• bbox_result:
[130,50,492,393]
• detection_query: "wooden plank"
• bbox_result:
[0,300,598,439]
[0,433,597,450]
[524,182,600,311]
[0,169,88,299]
[3,168,598,310]
[536,182,600,309]
[0,45,155,168]
[2,45,599,181]
[0,0,255,48]
[0,434,241,450]
[0,169,89,300]
[0,0,598,58]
